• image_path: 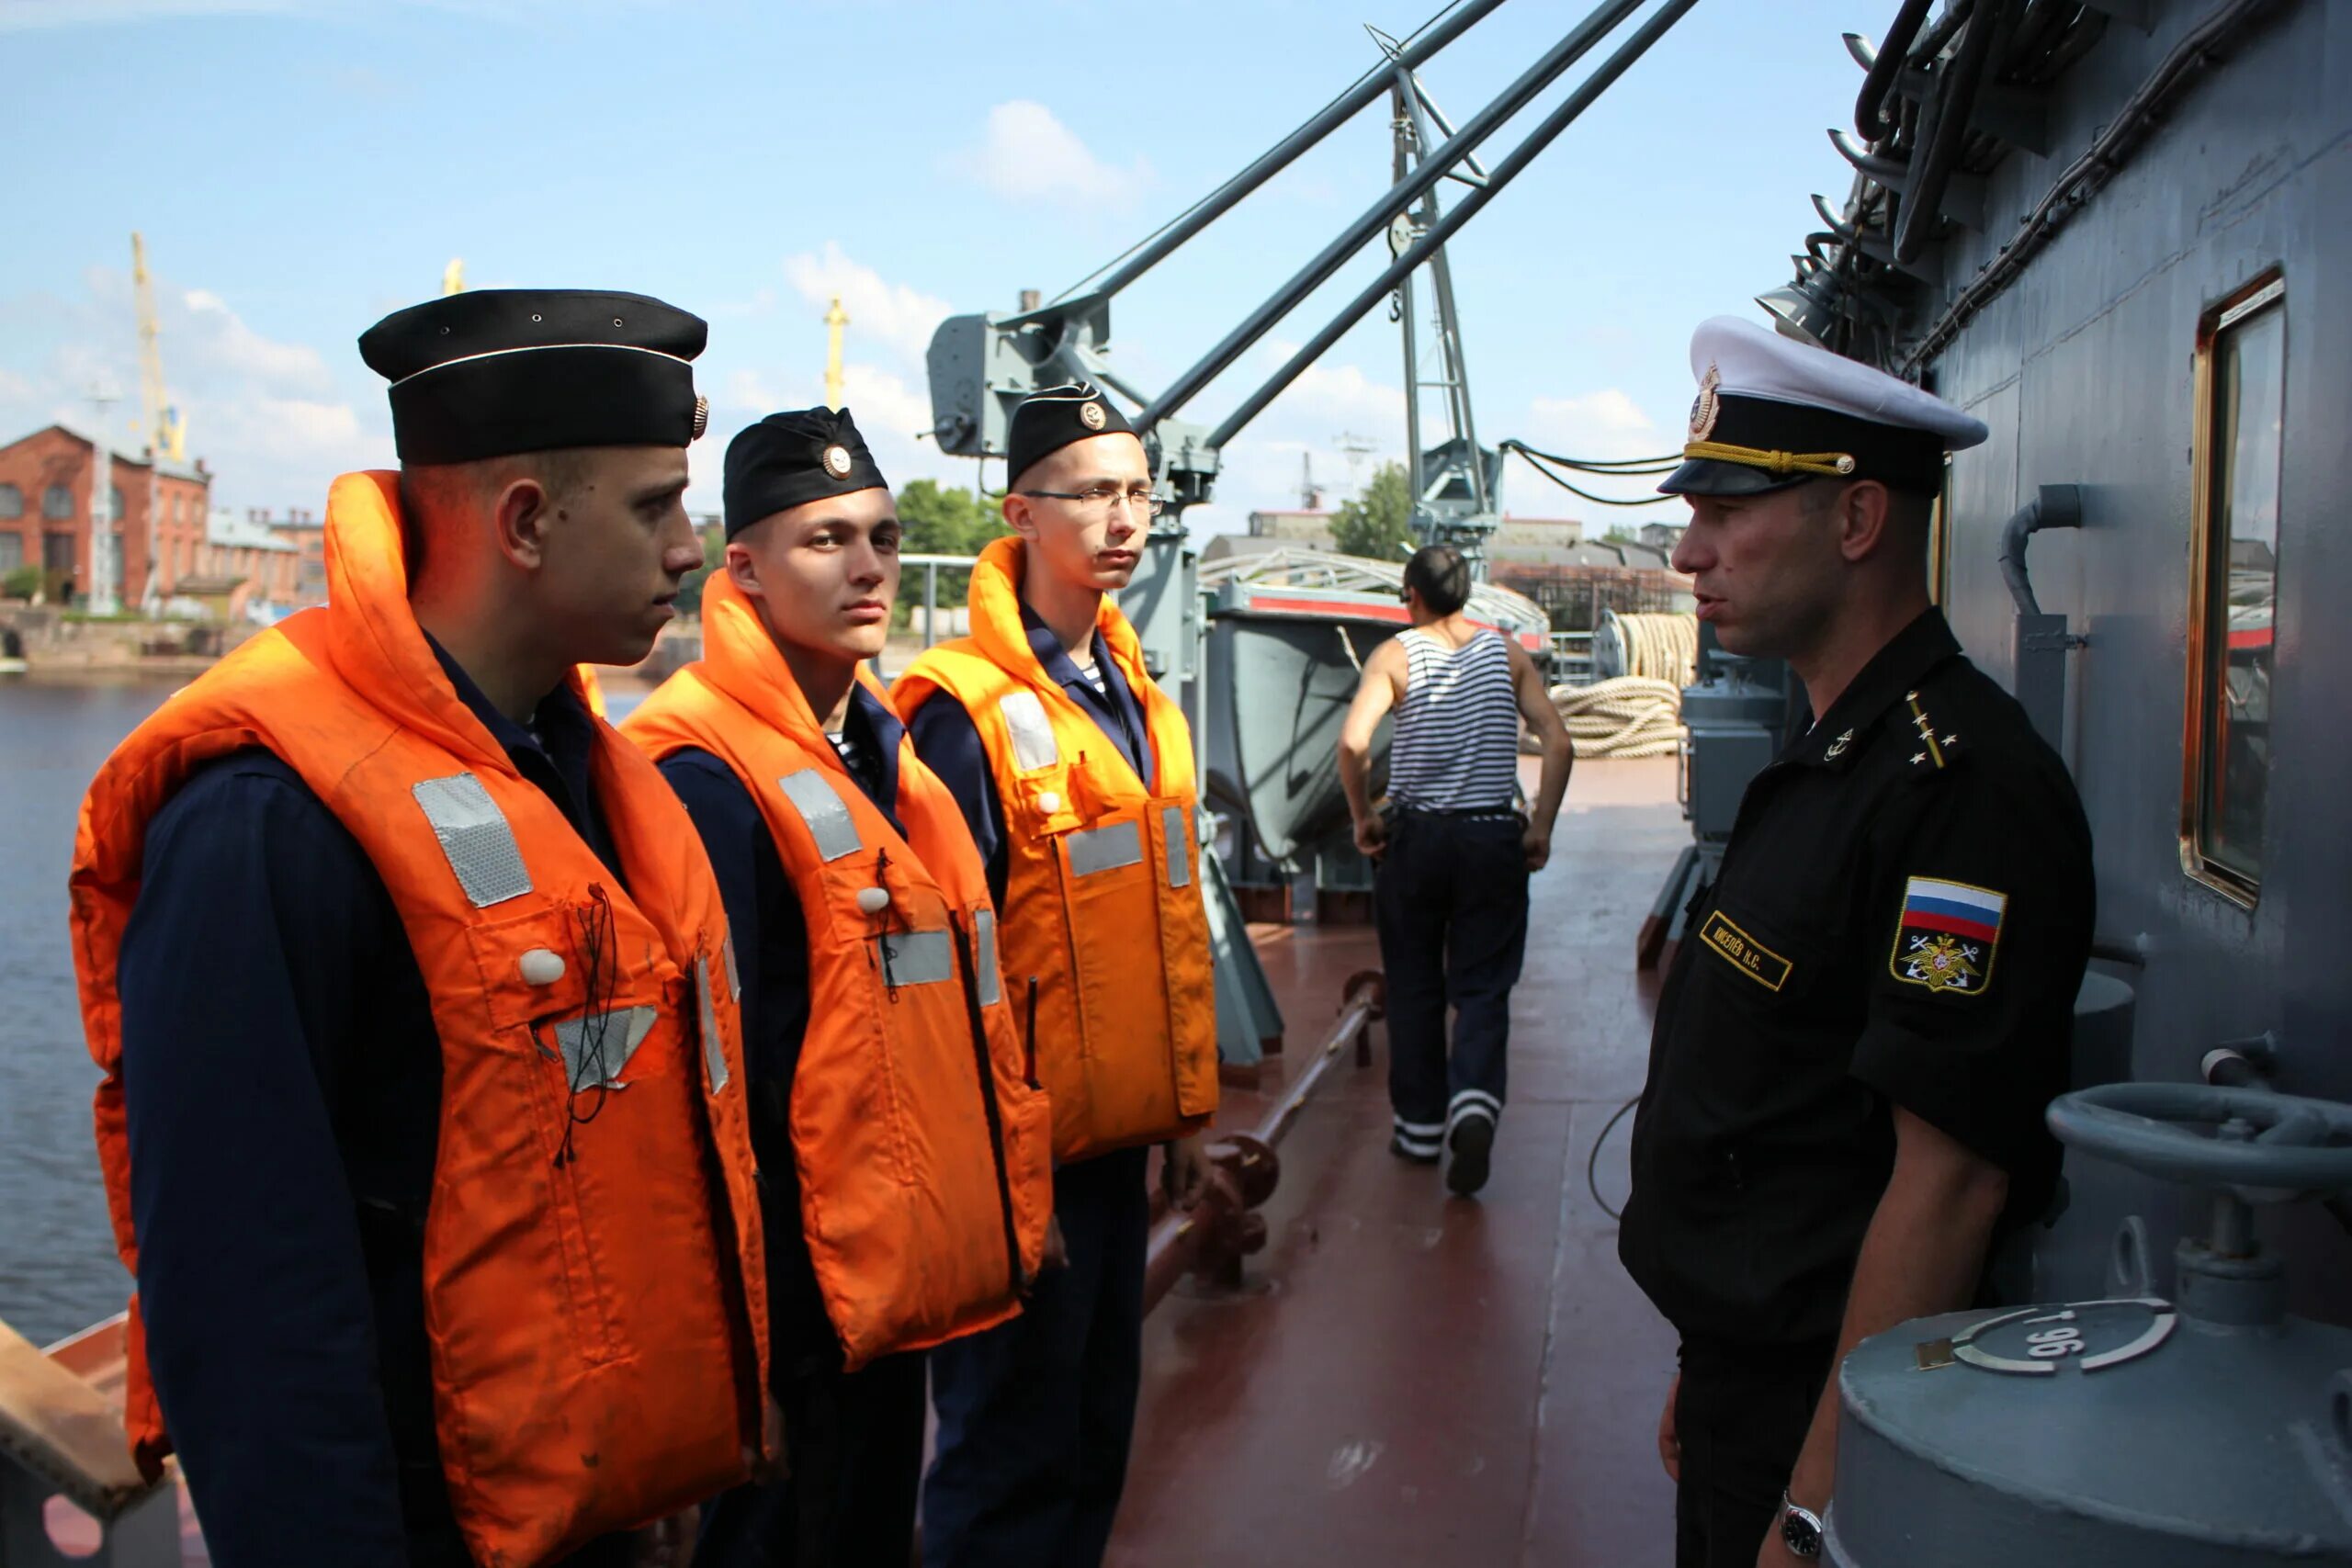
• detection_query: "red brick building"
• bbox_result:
[0,423,212,604]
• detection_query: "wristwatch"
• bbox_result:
[1779,1491,1824,1560]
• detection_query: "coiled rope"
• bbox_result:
[1546,611,1696,758]
[1550,677,1686,758]
[1595,610,1698,685]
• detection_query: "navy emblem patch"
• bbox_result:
[1890,877,2006,995]
[1689,361,1723,442]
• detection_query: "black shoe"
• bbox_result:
[1390,1133,1441,1166]
[1446,1117,1495,1197]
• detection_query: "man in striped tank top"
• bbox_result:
[1339,544,1574,1196]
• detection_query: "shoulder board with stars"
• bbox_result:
[1904,690,1963,771]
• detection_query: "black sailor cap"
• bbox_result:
[359,288,710,465]
[723,406,889,539]
[1006,382,1138,487]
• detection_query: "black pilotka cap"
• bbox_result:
[1005,382,1138,486]
[722,406,889,539]
[358,289,711,464]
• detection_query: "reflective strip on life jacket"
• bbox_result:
[875,928,956,987]
[1000,690,1058,771]
[1162,805,1193,889]
[1067,820,1145,877]
[778,768,862,861]
[695,953,729,1094]
[974,909,1001,1007]
[552,1006,658,1089]
[412,772,532,908]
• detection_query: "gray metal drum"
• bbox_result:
[1826,1303,2352,1564]
[1679,672,1785,840]
[1826,1085,2352,1565]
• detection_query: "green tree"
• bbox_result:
[1329,462,1416,560]
[895,479,1007,627]
[1602,524,1640,546]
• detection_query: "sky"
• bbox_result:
[0,0,1884,535]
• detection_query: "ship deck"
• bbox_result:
[28,758,1685,1567]
[1112,756,1680,1567]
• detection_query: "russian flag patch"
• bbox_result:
[1890,877,2006,996]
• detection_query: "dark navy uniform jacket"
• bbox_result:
[654,683,904,1384]
[903,605,1152,908]
[116,643,619,1568]
[1619,609,2095,1348]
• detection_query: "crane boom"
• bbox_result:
[130,232,186,463]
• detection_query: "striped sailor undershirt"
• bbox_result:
[1386,626,1520,814]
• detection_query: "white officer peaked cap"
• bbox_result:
[1662,315,1988,498]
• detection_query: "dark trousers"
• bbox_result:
[1373,810,1530,1154]
[693,1351,929,1568]
[1673,1339,1835,1568]
[922,1145,1150,1568]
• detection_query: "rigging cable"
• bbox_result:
[1504,442,1683,509]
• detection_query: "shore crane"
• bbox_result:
[129,233,186,465]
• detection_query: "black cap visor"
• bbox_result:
[1657,457,1813,498]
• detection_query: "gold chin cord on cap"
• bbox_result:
[1682,440,1857,478]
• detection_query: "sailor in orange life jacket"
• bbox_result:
[68,290,777,1568]
[619,407,1051,1566]
[896,382,1220,1568]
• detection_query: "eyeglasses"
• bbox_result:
[1016,485,1165,519]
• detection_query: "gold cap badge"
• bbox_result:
[1079,400,1107,431]
[691,395,710,441]
[1688,363,1722,442]
[822,444,854,479]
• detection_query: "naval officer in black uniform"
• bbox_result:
[1618,317,2094,1567]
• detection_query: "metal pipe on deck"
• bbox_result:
[1143,972,1385,1314]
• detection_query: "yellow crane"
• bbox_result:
[443,258,466,296]
[130,232,187,463]
[824,296,849,410]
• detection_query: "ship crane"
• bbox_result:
[925,0,1700,624]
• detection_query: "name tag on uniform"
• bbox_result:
[1699,910,1792,992]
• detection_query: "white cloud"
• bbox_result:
[781,243,952,370]
[181,288,334,393]
[1523,388,1667,461]
[951,101,1153,210]
[0,267,380,511]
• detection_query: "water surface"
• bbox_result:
[0,678,182,1345]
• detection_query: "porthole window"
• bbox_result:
[2180,272,2285,906]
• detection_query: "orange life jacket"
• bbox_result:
[891,536,1218,1163]
[69,471,769,1568]
[621,570,1051,1367]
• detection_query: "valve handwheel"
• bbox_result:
[2045,1083,2352,1196]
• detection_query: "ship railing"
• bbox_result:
[898,552,985,651]
[1550,629,1595,685]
